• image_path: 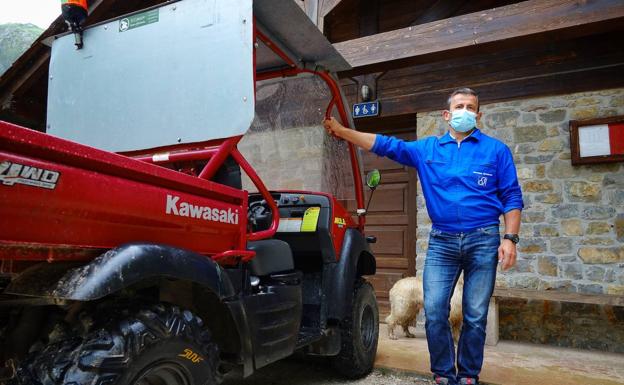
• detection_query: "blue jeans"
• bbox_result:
[423,225,500,385]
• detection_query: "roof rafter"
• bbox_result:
[335,0,624,75]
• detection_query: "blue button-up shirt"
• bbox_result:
[371,128,523,232]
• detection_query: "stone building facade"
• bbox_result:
[236,82,624,352]
[416,87,624,351]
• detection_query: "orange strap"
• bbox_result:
[62,0,88,10]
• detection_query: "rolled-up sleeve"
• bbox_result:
[497,145,524,213]
[371,134,421,168]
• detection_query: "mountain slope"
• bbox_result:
[0,23,44,76]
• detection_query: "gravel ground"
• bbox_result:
[222,355,435,385]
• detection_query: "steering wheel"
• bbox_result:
[248,199,272,231]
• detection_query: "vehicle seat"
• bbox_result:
[247,239,294,276]
[194,156,242,190]
[212,155,242,190]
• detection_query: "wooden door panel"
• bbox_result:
[363,154,409,173]
[375,257,409,269]
[365,215,409,226]
[367,271,404,295]
[360,129,417,319]
[366,183,408,213]
[366,226,405,255]
[372,172,410,184]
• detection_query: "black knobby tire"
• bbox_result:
[331,279,379,379]
[17,304,220,385]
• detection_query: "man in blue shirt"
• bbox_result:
[323,88,523,385]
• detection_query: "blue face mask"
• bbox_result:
[450,108,477,133]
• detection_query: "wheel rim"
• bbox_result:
[134,362,192,385]
[360,304,375,350]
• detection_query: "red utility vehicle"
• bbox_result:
[0,1,379,384]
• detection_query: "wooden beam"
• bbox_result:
[335,0,624,74]
[409,0,463,26]
[0,51,50,110]
[358,0,379,37]
[294,0,320,25]
[375,63,624,115]
[320,0,344,17]
[339,31,624,114]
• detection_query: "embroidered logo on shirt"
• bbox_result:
[473,171,492,187]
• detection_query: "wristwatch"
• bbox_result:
[503,233,520,244]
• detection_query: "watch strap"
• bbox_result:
[503,233,519,244]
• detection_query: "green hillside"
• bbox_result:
[0,23,44,76]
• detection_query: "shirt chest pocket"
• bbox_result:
[467,162,497,189]
[424,159,450,185]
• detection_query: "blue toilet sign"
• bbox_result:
[352,101,379,118]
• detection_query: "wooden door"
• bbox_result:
[362,130,417,318]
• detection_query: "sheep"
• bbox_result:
[386,275,463,342]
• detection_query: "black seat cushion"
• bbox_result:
[247,239,294,276]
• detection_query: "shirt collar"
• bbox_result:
[440,128,481,145]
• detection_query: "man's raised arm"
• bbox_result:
[323,117,377,151]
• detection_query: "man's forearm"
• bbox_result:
[503,209,521,234]
[336,127,377,151]
[324,117,378,151]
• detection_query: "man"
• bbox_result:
[323,88,523,385]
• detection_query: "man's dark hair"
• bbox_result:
[447,87,479,111]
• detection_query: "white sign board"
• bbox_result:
[578,124,610,157]
[47,0,254,152]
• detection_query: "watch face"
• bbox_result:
[505,234,519,243]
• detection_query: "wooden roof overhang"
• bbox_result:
[326,0,624,116]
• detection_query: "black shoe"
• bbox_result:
[459,378,478,385]
[433,375,449,385]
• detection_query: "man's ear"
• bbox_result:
[476,111,483,124]
[443,110,451,121]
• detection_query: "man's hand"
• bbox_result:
[322,116,377,150]
[498,239,517,271]
[323,117,345,138]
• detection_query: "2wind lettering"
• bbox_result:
[0,161,60,190]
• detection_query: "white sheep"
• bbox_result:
[386,275,463,341]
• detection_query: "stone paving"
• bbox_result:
[222,355,435,385]
[224,323,624,385]
[375,324,624,385]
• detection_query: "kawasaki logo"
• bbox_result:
[165,194,238,225]
[0,161,60,190]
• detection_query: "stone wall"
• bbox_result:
[498,298,624,353]
[416,87,624,294]
[415,87,624,351]
[239,125,352,197]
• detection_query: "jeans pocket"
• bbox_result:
[478,226,499,236]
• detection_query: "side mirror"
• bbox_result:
[359,170,381,216]
[366,169,381,190]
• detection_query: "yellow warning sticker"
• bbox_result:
[334,217,346,226]
[301,207,321,232]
